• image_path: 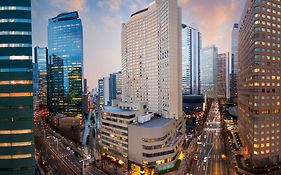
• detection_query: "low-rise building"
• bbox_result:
[128,116,184,174]
[100,102,147,163]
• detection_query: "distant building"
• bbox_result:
[98,79,104,106]
[182,24,201,95]
[33,62,39,110]
[230,23,239,103]
[200,45,218,99]
[217,53,230,99]
[109,71,122,105]
[47,11,83,118]
[34,47,48,108]
[103,77,110,106]
[0,0,35,174]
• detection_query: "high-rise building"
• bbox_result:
[100,0,184,174]
[182,24,201,95]
[238,0,281,166]
[122,0,182,119]
[217,53,230,99]
[47,11,83,118]
[230,23,239,103]
[200,45,218,99]
[0,0,35,174]
[34,47,48,108]
[103,77,110,106]
[109,71,122,104]
[98,78,104,107]
[33,62,39,110]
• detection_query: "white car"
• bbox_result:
[203,157,208,163]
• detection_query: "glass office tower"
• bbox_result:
[47,11,83,118]
[0,0,35,174]
[182,24,202,95]
[200,45,218,99]
[34,47,48,108]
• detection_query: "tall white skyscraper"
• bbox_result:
[121,0,182,119]
[182,24,202,95]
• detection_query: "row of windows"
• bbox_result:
[143,149,174,158]
[0,80,32,85]
[0,141,32,147]
[0,154,32,160]
[0,31,31,35]
[0,44,32,48]
[0,129,33,135]
[0,68,32,73]
[0,6,31,11]
[254,148,280,155]
[0,56,31,60]
[0,93,33,97]
[0,19,31,23]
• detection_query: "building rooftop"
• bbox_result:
[50,11,79,23]
[103,106,137,117]
[136,117,172,128]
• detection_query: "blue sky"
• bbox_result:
[32,0,246,89]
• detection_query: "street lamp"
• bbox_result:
[80,157,91,175]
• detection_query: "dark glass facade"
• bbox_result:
[34,47,48,108]
[47,11,83,118]
[0,0,35,174]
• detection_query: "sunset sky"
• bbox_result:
[32,0,246,89]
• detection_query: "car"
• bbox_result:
[197,141,202,145]
[194,156,198,161]
[203,157,208,163]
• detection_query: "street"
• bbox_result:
[190,102,228,175]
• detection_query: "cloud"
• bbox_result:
[108,0,122,12]
[180,0,245,52]
[130,3,138,12]
[49,0,87,12]
[97,1,104,8]
[102,15,123,27]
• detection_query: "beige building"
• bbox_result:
[128,117,184,173]
[238,0,281,166]
[217,53,229,99]
[100,0,185,174]
[121,0,182,119]
[100,102,146,163]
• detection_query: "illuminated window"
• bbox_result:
[0,6,31,11]
[0,80,32,85]
[0,154,32,159]
[0,141,32,147]
[0,19,31,23]
[0,43,32,48]
[0,92,33,97]
[0,129,33,134]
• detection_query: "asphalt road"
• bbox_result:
[190,102,228,175]
[36,115,107,175]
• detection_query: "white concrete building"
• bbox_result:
[121,0,182,119]
[100,0,185,174]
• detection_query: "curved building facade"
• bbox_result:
[121,0,182,119]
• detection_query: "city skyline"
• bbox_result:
[32,0,246,88]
